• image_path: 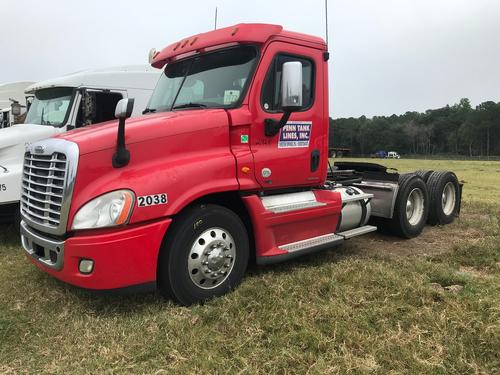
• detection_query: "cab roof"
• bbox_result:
[25,65,161,94]
[151,23,326,68]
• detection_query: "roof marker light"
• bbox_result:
[203,42,239,53]
[190,37,198,46]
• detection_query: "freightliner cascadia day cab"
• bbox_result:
[0,65,160,225]
[20,24,462,305]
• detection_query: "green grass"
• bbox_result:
[0,159,499,374]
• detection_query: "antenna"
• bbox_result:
[324,0,329,49]
[214,7,218,30]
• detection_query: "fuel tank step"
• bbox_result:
[337,225,377,239]
[341,193,373,204]
[279,232,343,253]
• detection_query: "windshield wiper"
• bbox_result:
[39,107,53,125]
[40,107,46,125]
[172,102,207,110]
[142,108,156,114]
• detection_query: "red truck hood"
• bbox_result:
[55,109,228,155]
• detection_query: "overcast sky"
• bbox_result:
[1,0,499,118]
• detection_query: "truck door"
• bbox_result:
[249,42,326,189]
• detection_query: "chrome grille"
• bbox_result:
[21,152,68,228]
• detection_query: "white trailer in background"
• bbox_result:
[0,65,161,225]
[0,81,35,128]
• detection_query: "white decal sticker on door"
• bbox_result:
[278,121,312,148]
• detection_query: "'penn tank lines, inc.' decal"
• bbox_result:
[138,193,168,207]
[278,121,312,148]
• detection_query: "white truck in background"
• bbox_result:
[0,81,35,128]
[0,65,161,225]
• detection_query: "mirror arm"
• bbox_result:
[264,110,292,137]
[112,118,130,168]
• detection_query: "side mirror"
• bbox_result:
[113,98,135,168]
[281,61,303,111]
[115,98,134,119]
[11,102,21,116]
[264,61,303,137]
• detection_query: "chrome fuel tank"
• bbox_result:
[336,186,372,232]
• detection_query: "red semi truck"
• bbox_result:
[20,24,461,305]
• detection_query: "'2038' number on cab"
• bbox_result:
[138,193,168,207]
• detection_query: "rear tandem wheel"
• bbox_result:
[415,169,434,183]
[426,171,461,225]
[373,173,430,239]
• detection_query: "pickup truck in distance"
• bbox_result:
[20,24,462,305]
[387,151,401,159]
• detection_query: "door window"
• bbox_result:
[76,91,123,127]
[261,54,314,112]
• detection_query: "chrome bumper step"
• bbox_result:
[258,225,378,266]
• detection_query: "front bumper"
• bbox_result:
[21,218,172,290]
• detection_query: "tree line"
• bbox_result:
[329,99,500,157]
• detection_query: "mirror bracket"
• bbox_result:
[264,110,292,137]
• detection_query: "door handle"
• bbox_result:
[311,149,320,172]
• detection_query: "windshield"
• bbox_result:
[146,45,258,113]
[25,87,73,126]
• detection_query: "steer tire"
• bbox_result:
[415,170,434,183]
[157,203,249,306]
[426,171,460,225]
[388,173,429,238]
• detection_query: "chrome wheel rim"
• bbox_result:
[406,188,424,226]
[442,182,456,216]
[188,227,236,289]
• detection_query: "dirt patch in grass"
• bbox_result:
[334,209,488,262]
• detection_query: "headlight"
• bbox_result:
[72,190,135,230]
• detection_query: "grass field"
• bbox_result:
[0,159,498,374]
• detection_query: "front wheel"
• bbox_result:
[158,204,249,306]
